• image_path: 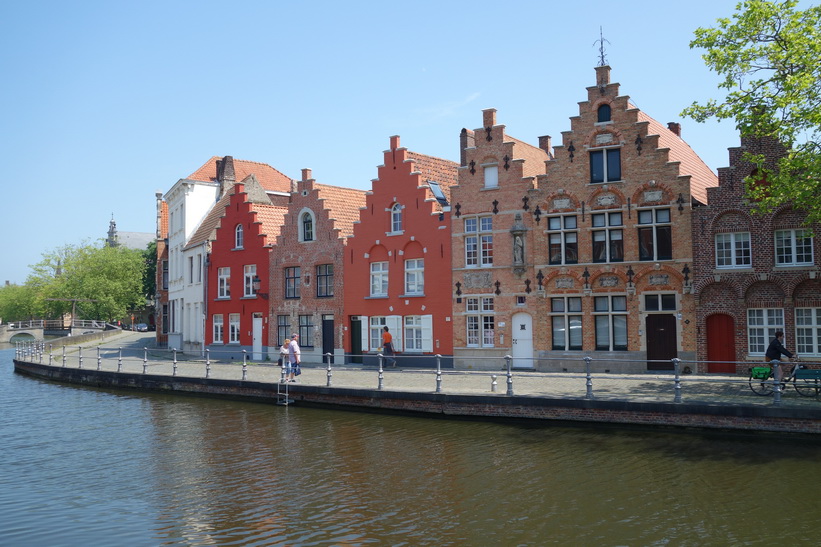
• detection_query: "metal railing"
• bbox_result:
[13,340,821,407]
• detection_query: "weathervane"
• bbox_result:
[594,26,610,67]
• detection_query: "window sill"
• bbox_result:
[232,247,244,251]
[589,180,624,185]
[366,295,389,299]
[714,267,754,273]
[399,293,425,298]
[773,264,815,270]
[215,297,231,301]
[241,295,258,300]
[386,231,404,237]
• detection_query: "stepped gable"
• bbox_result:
[406,151,459,207]
[313,183,368,238]
[184,186,235,251]
[635,110,717,205]
[187,156,292,193]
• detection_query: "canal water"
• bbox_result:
[3,346,821,546]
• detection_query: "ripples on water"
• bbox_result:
[3,347,821,546]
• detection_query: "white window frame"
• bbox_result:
[550,296,583,351]
[483,165,498,189]
[370,262,389,297]
[243,264,256,297]
[217,267,230,299]
[391,203,403,233]
[775,229,813,266]
[796,308,821,356]
[547,215,578,265]
[715,232,752,268]
[300,210,315,242]
[234,224,244,249]
[404,315,433,352]
[228,313,240,344]
[747,308,784,355]
[466,297,495,348]
[404,258,424,295]
[593,295,628,351]
[213,314,224,344]
[465,216,493,267]
[591,212,624,263]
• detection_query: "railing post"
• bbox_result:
[505,355,514,396]
[772,359,782,406]
[205,349,211,378]
[79,346,83,369]
[584,356,594,399]
[673,358,682,403]
[172,348,178,376]
[96,346,102,371]
[48,344,53,366]
[242,350,248,381]
[491,374,498,393]
[143,347,148,374]
[435,354,442,393]
[378,353,384,390]
[62,345,66,368]
[118,347,123,372]
[38,341,43,363]
[325,353,333,387]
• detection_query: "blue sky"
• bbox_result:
[0,0,776,284]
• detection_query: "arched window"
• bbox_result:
[301,212,314,242]
[234,224,244,249]
[391,203,403,233]
[597,104,611,123]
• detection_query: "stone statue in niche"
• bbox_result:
[514,234,524,264]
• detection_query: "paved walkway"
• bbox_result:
[26,331,821,410]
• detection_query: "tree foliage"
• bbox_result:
[0,241,148,322]
[682,0,821,223]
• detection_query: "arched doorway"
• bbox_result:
[706,314,736,373]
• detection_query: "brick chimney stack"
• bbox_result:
[460,128,475,166]
[301,168,312,182]
[390,135,400,150]
[482,108,497,129]
[667,122,681,137]
[217,156,236,197]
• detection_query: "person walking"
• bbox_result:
[382,326,396,367]
[287,333,301,382]
[278,338,290,375]
[766,330,795,384]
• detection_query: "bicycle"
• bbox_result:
[749,358,821,397]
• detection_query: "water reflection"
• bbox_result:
[3,347,821,546]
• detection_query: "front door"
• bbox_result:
[511,312,533,368]
[706,314,736,373]
[322,316,334,364]
[252,315,263,361]
[350,317,363,364]
[646,314,677,371]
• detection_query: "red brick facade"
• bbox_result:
[344,136,458,366]
[693,136,821,373]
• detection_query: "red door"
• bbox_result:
[706,314,736,373]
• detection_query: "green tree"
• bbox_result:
[682,0,821,223]
[0,283,39,323]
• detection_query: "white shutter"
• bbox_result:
[387,315,403,352]
[421,315,433,353]
[360,316,369,351]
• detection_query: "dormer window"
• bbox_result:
[234,224,244,249]
[391,203,403,233]
[301,212,314,242]
[597,104,612,123]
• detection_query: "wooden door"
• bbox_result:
[706,314,736,373]
[322,317,334,364]
[646,314,677,371]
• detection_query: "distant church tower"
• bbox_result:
[106,215,119,247]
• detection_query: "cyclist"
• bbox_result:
[765,331,796,383]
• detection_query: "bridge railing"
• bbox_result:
[5,319,106,330]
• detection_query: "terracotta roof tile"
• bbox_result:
[406,151,459,209]
[313,183,368,238]
[636,111,718,205]
[187,156,293,193]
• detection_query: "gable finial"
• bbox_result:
[594,26,609,67]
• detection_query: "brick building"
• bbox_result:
[204,176,287,361]
[453,66,718,372]
[155,192,169,346]
[693,135,821,373]
[344,136,458,366]
[272,169,366,364]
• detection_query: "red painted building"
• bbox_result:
[204,176,287,361]
[270,169,366,364]
[344,136,458,366]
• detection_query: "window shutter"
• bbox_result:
[421,315,433,353]
[360,316,369,351]
[387,315,403,351]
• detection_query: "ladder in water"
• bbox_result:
[276,376,293,406]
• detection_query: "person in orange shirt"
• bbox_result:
[382,326,396,367]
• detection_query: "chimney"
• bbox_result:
[482,108,497,129]
[538,135,552,154]
[301,168,312,182]
[667,122,681,137]
[217,156,236,197]
[460,128,475,166]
